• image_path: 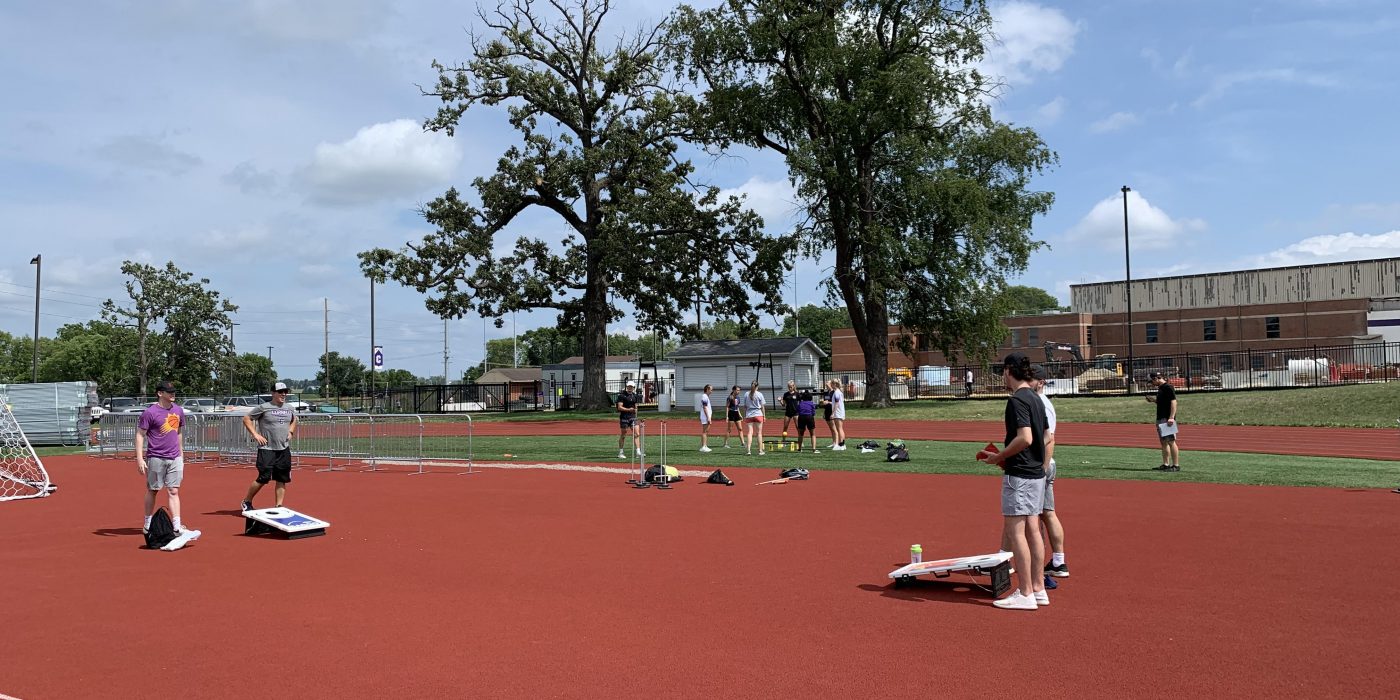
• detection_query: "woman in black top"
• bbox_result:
[723,385,742,449]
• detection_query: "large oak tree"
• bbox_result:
[360,0,792,409]
[674,0,1057,405]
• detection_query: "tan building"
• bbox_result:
[831,257,1400,374]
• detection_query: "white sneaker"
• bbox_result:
[835,445,847,451]
[637,451,644,457]
[699,446,712,453]
[992,592,1038,610]
[618,450,626,459]
[812,450,820,454]
[1034,590,1049,606]
[758,450,766,456]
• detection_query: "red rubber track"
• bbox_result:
[460,419,1400,461]
[3,456,1397,699]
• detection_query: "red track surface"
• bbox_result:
[4,455,1397,699]
[463,419,1400,461]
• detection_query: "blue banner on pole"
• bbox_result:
[373,346,384,369]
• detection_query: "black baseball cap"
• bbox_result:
[1149,371,1164,379]
[1001,352,1030,372]
[1030,364,1050,381]
[155,381,177,394]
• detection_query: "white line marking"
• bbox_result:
[372,459,715,478]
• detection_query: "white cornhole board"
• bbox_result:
[888,551,1014,597]
[244,507,329,540]
[159,529,201,551]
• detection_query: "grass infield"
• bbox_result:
[466,382,1400,429]
[421,434,1398,490]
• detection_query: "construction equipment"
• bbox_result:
[1042,342,1090,375]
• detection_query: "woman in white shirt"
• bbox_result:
[827,379,847,450]
[743,380,766,455]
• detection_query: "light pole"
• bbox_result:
[228,320,240,395]
[1122,185,1135,394]
[29,254,40,382]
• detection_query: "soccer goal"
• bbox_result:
[0,397,54,502]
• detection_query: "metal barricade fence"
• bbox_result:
[94,412,473,476]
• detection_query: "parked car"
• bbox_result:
[256,393,312,411]
[102,397,149,414]
[313,404,347,414]
[180,397,223,413]
[220,396,262,415]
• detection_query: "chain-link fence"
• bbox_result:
[91,412,474,475]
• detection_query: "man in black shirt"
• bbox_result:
[982,352,1049,610]
[616,380,642,459]
[1146,372,1180,471]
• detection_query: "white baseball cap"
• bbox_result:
[626,380,636,387]
[273,381,290,392]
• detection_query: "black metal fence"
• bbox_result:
[322,341,1399,412]
[819,340,1400,399]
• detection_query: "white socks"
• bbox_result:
[1052,553,1065,567]
[143,515,152,529]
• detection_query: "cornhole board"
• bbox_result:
[888,551,1013,597]
[244,507,329,540]
[159,529,201,551]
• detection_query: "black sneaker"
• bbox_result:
[1163,465,1180,472]
[241,500,253,512]
[1045,562,1070,578]
[1152,464,1170,471]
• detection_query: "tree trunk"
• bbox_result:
[855,303,892,408]
[137,321,149,397]
[578,256,612,410]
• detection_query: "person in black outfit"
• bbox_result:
[780,380,799,439]
[1146,372,1180,471]
[981,352,1050,610]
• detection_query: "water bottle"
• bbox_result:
[910,544,922,564]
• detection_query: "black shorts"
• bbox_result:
[784,409,798,419]
[797,415,815,434]
[727,410,742,423]
[255,448,292,484]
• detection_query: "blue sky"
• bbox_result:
[2,0,1397,380]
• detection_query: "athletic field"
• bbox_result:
[3,439,1397,698]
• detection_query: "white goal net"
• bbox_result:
[0,397,53,502]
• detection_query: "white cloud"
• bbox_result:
[1247,231,1400,267]
[719,176,800,230]
[1036,96,1066,122]
[222,161,278,194]
[1065,190,1206,251]
[1088,111,1141,133]
[982,2,1080,86]
[93,134,202,175]
[300,119,462,206]
[1192,68,1339,108]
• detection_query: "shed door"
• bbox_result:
[795,365,815,388]
[683,365,729,391]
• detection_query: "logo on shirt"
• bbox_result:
[161,413,181,433]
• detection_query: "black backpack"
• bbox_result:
[779,468,810,480]
[886,441,910,462]
[145,507,177,549]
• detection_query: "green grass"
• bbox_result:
[470,383,1399,427]
[405,435,1400,489]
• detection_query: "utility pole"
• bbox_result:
[267,346,274,361]
[228,320,239,395]
[443,317,449,385]
[369,276,376,408]
[513,310,518,368]
[793,255,800,337]
[1122,185,1135,395]
[323,298,329,396]
[29,254,40,382]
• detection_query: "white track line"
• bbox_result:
[371,459,716,479]
[3,692,26,700]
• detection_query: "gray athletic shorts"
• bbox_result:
[1043,459,1057,511]
[1001,474,1045,516]
[146,456,184,490]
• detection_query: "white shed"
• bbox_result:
[668,337,827,412]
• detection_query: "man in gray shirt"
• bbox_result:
[240,382,298,511]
